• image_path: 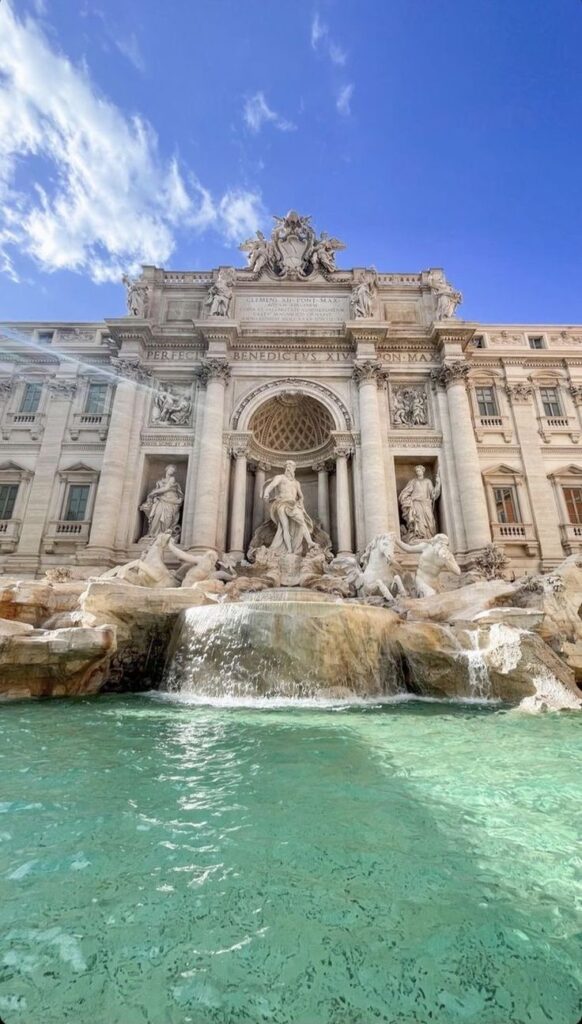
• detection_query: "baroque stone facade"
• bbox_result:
[2,209,582,576]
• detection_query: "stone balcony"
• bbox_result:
[538,415,580,444]
[559,522,582,554]
[474,415,512,443]
[0,518,22,553]
[69,412,110,441]
[491,521,538,555]
[1,411,45,441]
[43,519,91,553]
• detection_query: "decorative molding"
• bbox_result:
[505,381,533,404]
[140,433,193,447]
[111,357,152,383]
[232,378,352,431]
[47,380,78,400]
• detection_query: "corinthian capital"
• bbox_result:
[505,381,533,404]
[569,384,582,406]
[198,358,231,386]
[112,357,151,383]
[352,360,383,386]
[431,361,470,389]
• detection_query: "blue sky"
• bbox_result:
[1,0,581,324]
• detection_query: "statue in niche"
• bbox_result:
[152,384,192,426]
[263,460,317,554]
[205,268,235,317]
[122,274,149,317]
[399,465,441,541]
[140,464,183,540]
[350,269,377,318]
[392,387,428,428]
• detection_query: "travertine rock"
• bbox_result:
[0,625,115,700]
[0,580,87,627]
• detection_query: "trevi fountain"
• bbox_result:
[1,213,581,1024]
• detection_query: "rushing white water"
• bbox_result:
[463,630,492,698]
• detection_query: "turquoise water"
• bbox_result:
[0,695,581,1024]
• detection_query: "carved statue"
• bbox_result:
[399,466,441,541]
[350,269,377,318]
[392,387,428,428]
[239,231,273,275]
[152,384,192,426]
[140,464,183,540]
[101,532,178,588]
[397,534,461,597]
[122,274,149,318]
[205,268,235,317]
[263,460,316,554]
[239,211,345,279]
[430,271,462,320]
[351,533,407,604]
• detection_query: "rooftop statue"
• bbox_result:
[122,273,149,317]
[428,269,463,320]
[205,268,235,317]
[240,210,345,279]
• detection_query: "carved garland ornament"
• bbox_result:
[505,382,533,404]
[112,357,152,383]
[47,380,78,400]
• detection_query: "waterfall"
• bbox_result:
[162,591,406,700]
[463,630,492,698]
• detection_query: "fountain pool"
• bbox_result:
[0,695,580,1024]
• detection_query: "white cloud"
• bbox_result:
[218,191,263,242]
[243,92,296,134]
[336,83,354,116]
[311,12,326,49]
[0,2,265,282]
[328,42,347,67]
[114,32,145,74]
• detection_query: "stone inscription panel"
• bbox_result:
[236,295,350,323]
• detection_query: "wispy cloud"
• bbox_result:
[336,83,354,116]
[114,32,146,74]
[310,11,352,114]
[0,2,265,282]
[243,92,296,134]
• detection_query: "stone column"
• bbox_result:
[228,440,249,559]
[17,379,78,564]
[313,462,331,535]
[86,363,144,558]
[435,361,491,553]
[252,463,269,533]
[191,358,231,550]
[506,381,564,562]
[334,446,353,555]
[353,361,389,543]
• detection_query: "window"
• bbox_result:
[563,487,582,525]
[84,383,107,416]
[475,386,499,418]
[473,335,485,349]
[19,382,42,414]
[0,483,18,520]
[493,486,519,524]
[64,484,90,521]
[37,331,53,345]
[528,336,545,350]
[540,386,562,418]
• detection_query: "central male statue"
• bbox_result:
[263,460,316,554]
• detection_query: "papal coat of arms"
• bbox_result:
[240,210,345,279]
